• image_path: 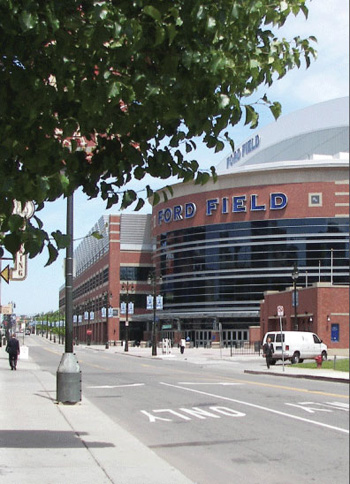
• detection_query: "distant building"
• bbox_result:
[59,213,154,344]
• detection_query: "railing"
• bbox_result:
[193,341,261,355]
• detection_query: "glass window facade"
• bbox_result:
[157,218,349,322]
[120,266,153,282]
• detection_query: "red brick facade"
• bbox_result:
[59,214,154,344]
[260,283,349,349]
[153,180,348,237]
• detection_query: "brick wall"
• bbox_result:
[260,284,349,349]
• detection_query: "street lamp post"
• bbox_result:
[104,291,112,347]
[56,193,81,404]
[291,262,299,331]
[121,282,135,352]
[148,273,162,356]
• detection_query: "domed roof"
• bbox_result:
[216,97,349,174]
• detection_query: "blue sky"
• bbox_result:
[1,0,349,317]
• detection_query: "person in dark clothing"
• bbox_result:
[6,334,20,370]
[263,337,274,369]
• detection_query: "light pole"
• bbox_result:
[56,193,81,404]
[121,281,134,352]
[148,272,162,356]
[291,262,299,331]
[104,291,112,347]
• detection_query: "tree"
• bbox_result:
[0,0,316,263]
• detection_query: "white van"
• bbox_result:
[262,331,327,364]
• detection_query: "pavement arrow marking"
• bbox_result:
[161,382,349,434]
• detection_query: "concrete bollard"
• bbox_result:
[56,353,81,404]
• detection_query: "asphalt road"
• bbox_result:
[27,336,349,484]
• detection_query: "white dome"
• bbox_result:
[216,97,349,174]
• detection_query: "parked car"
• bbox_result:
[25,329,31,335]
[262,331,327,364]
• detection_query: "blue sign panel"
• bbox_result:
[331,323,339,342]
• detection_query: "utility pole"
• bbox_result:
[56,194,81,404]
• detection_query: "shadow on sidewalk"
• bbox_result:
[0,430,115,449]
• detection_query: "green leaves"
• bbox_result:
[269,101,282,120]
[244,105,259,129]
[19,11,37,31]
[0,0,317,264]
[143,6,162,22]
[121,190,137,209]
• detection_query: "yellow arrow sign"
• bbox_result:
[0,264,10,284]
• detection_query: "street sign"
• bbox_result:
[156,295,163,310]
[0,264,10,284]
[120,302,126,314]
[277,305,284,317]
[11,245,28,281]
[146,295,153,310]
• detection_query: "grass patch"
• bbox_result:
[295,358,349,372]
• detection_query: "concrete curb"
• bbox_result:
[244,369,350,384]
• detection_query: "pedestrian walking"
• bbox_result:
[263,337,274,369]
[180,338,186,354]
[6,334,20,370]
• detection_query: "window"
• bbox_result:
[313,334,321,344]
[120,266,153,281]
[331,324,340,342]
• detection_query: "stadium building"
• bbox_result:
[60,97,349,348]
[152,97,349,347]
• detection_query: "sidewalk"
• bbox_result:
[0,346,194,484]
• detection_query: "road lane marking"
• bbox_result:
[160,382,349,434]
[87,383,145,389]
[212,377,349,399]
[178,382,242,386]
